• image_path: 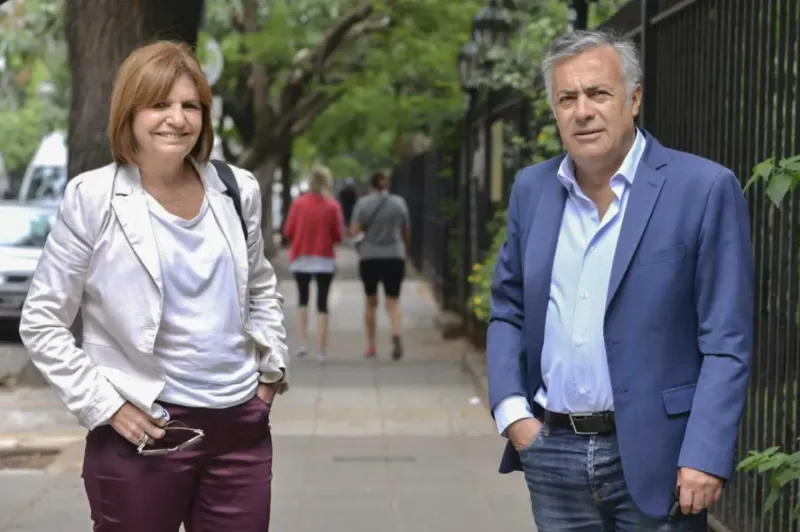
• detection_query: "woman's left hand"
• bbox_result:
[256,383,277,407]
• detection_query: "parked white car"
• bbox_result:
[0,202,57,322]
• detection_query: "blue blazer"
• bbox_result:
[486,131,754,518]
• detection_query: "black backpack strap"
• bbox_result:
[210,159,249,241]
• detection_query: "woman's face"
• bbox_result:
[131,75,203,162]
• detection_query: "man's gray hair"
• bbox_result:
[541,29,642,106]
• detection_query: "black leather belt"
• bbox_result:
[544,410,616,435]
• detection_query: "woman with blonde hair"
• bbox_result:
[283,165,343,361]
[19,40,288,531]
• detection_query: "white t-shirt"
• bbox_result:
[145,194,259,408]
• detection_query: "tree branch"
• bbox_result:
[236,0,394,171]
[280,0,387,111]
[313,0,375,73]
[342,15,392,44]
[290,90,345,137]
[243,0,273,140]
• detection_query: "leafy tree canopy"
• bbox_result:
[0,0,68,174]
[202,0,483,180]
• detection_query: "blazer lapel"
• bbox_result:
[110,166,163,295]
[525,174,567,319]
[201,164,249,317]
[606,134,669,310]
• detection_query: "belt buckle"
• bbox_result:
[569,413,599,435]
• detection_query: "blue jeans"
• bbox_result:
[518,424,707,531]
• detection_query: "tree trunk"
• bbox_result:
[65,0,204,178]
[256,157,281,259]
[279,142,293,247]
[16,0,204,388]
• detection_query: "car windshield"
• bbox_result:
[0,209,55,248]
[21,165,67,202]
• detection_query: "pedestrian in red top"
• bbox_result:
[283,165,343,361]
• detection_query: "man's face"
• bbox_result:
[551,45,641,169]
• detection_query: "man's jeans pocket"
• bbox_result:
[514,422,547,454]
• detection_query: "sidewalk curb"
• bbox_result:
[0,430,85,473]
[461,349,488,408]
[46,439,85,473]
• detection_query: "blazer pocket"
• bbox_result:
[662,382,697,416]
[637,244,686,266]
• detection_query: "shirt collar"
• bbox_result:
[556,128,647,191]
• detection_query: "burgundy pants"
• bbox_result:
[82,395,273,532]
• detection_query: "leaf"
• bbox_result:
[765,171,793,207]
[755,158,775,179]
[738,446,781,470]
[743,172,762,192]
[764,488,781,512]
[780,154,800,166]
[786,452,800,464]
[778,156,800,173]
[775,467,800,487]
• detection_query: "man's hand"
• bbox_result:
[109,402,166,446]
[677,467,723,514]
[507,417,543,451]
[256,383,278,406]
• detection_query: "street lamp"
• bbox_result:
[566,0,591,32]
[457,39,479,94]
[473,0,514,48]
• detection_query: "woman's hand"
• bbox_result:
[109,402,167,446]
[256,383,278,406]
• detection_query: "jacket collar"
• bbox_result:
[113,159,226,196]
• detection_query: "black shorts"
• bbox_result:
[359,258,405,298]
[293,272,334,312]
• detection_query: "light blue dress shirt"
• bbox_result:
[494,131,647,435]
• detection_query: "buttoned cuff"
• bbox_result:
[80,379,127,430]
[493,395,533,436]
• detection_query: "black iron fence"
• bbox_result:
[392,0,800,529]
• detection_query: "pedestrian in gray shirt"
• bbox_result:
[350,171,411,359]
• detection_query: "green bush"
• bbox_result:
[467,210,507,322]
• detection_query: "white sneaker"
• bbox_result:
[296,345,307,357]
[317,352,327,362]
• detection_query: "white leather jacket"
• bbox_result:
[19,161,289,430]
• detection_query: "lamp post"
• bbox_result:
[457,38,479,107]
[460,0,515,101]
[566,0,590,32]
[473,0,514,48]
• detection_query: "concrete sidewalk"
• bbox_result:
[0,247,532,531]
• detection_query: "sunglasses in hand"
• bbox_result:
[136,420,205,456]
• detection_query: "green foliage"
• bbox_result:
[467,210,507,321]
[0,0,69,174]
[301,0,484,174]
[744,155,800,207]
[737,446,800,521]
[0,99,53,173]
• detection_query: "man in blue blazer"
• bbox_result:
[487,29,753,531]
